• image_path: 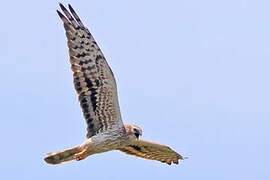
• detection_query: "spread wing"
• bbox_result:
[57,4,123,138]
[118,140,183,165]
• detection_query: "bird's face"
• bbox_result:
[124,124,142,140]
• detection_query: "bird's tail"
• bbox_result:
[44,146,81,165]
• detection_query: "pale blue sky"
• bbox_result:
[1,0,269,179]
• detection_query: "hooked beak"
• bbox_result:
[135,132,140,139]
[135,133,140,139]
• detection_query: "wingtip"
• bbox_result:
[173,159,179,164]
[68,4,75,14]
[59,2,65,9]
[173,155,187,165]
[56,10,63,18]
[59,2,68,12]
[68,4,73,10]
[56,9,70,24]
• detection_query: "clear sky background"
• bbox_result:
[1,0,269,179]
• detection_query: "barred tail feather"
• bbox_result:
[44,146,81,165]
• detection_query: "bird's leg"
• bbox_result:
[74,149,88,161]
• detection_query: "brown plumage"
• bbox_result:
[57,3,123,138]
[44,3,184,165]
[44,146,81,164]
[118,140,182,165]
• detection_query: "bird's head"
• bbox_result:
[124,124,142,140]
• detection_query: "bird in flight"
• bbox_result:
[44,3,183,165]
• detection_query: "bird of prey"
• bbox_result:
[44,3,183,165]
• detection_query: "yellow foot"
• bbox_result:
[75,152,87,161]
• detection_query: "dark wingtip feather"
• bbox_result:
[56,10,64,19]
[68,4,85,28]
[59,2,68,12]
[58,3,79,28]
[68,4,73,10]
[68,4,77,16]
[68,4,77,18]
[56,10,69,24]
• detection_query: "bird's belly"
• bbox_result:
[81,131,128,154]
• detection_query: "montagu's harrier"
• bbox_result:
[44,3,183,165]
